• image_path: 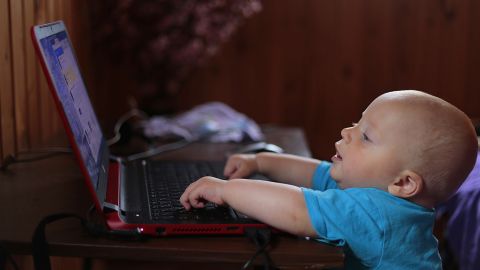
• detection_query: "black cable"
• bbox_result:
[0,147,72,171]
[242,228,277,270]
[0,244,19,270]
[125,139,191,161]
[0,148,73,270]
[31,210,145,270]
[106,109,149,147]
[86,204,97,221]
[125,129,219,161]
[32,213,85,270]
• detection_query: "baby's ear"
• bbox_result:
[388,170,423,198]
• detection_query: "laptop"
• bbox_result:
[31,21,267,236]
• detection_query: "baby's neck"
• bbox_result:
[396,193,435,209]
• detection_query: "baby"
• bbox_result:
[180,90,478,269]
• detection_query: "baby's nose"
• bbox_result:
[341,128,352,143]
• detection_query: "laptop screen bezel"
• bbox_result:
[31,21,110,211]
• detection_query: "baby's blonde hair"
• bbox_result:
[393,91,478,204]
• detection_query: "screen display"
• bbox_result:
[40,30,103,189]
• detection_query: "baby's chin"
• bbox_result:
[329,169,343,183]
[336,181,349,190]
[331,176,357,189]
[329,175,347,189]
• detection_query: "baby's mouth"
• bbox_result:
[331,151,343,162]
[333,142,343,161]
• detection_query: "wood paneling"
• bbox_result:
[1,0,480,163]
[1,0,16,159]
[0,0,90,163]
[10,0,28,151]
[172,0,480,159]
[23,0,40,148]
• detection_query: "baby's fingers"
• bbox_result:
[180,190,192,210]
[229,166,251,179]
[224,154,256,179]
[180,177,220,209]
[180,189,205,209]
[180,180,200,210]
[223,158,240,177]
[188,195,206,208]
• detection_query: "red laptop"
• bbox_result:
[31,21,267,236]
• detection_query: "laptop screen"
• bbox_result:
[38,29,104,189]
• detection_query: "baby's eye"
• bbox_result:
[362,133,370,142]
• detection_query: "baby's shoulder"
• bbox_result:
[341,187,394,202]
[340,188,416,216]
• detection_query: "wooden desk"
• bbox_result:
[0,126,344,269]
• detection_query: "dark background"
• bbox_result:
[1,0,479,161]
[88,0,480,160]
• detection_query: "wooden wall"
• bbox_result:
[1,0,480,163]
[174,0,480,159]
[0,0,91,163]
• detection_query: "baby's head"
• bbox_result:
[331,90,478,207]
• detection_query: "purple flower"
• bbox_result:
[91,0,262,112]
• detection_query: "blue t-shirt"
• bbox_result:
[302,162,442,269]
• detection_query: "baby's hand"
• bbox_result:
[180,176,226,210]
[223,154,258,179]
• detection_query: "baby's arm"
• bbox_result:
[224,153,320,188]
[180,176,317,237]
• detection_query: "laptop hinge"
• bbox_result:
[103,202,120,212]
[109,154,125,164]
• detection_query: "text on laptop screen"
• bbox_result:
[40,30,103,188]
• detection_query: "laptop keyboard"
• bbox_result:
[145,161,235,221]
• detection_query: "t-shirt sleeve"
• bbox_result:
[302,188,384,266]
[311,161,339,191]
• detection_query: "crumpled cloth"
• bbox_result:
[142,102,264,142]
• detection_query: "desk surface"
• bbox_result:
[0,126,343,269]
